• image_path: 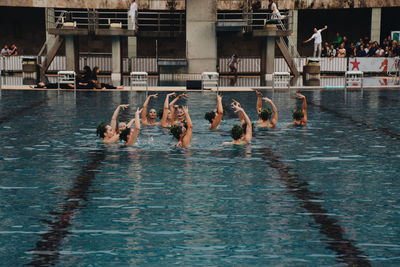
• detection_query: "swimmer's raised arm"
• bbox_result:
[160,92,175,127]
[296,93,308,124]
[232,101,252,143]
[169,93,187,123]
[255,90,263,113]
[141,94,158,125]
[111,104,129,132]
[232,99,245,123]
[210,94,224,129]
[126,108,142,146]
[263,97,278,127]
[181,106,193,148]
[126,108,142,128]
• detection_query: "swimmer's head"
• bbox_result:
[204,111,216,123]
[149,108,157,119]
[259,108,272,121]
[37,82,46,88]
[118,122,127,133]
[170,122,187,140]
[96,122,113,139]
[292,108,304,121]
[231,124,243,140]
[119,127,131,142]
[176,106,185,120]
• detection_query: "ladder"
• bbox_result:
[275,16,300,77]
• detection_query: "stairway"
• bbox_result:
[38,35,64,81]
[276,18,300,76]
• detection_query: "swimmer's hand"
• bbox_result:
[167,92,176,97]
[217,94,223,100]
[119,104,129,110]
[231,99,241,107]
[255,90,263,97]
[262,97,272,103]
[295,93,305,99]
[149,93,158,98]
[231,101,243,112]
[178,93,188,99]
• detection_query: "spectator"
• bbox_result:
[368,42,377,57]
[332,32,342,48]
[228,54,240,76]
[8,44,18,56]
[1,45,9,56]
[364,43,370,55]
[384,46,390,57]
[357,45,367,57]
[321,42,330,57]
[375,46,385,57]
[329,44,337,57]
[337,43,346,57]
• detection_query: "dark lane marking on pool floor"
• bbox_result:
[306,100,400,140]
[0,95,57,125]
[27,150,106,266]
[261,148,371,267]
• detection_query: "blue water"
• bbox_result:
[1,89,400,266]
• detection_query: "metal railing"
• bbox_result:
[138,11,185,32]
[48,9,186,32]
[50,9,130,29]
[217,10,292,32]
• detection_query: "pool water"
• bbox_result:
[1,89,400,266]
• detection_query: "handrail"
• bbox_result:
[50,9,186,32]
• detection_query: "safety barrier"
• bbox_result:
[4,56,400,75]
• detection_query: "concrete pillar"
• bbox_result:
[186,0,217,74]
[291,9,298,55]
[112,36,122,86]
[65,35,79,72]
[371,8,382,42]
[260,37,275,86]
[45,8,57,51]
[127,19,137,58]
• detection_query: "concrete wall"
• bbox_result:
[1,0,399,9]
[186,0,217,73]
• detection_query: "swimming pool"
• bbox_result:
[1,89,399,266]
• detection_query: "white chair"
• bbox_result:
[201,72,219,90]
[57,71,76,89]
[130,71,148,91]
[272,72,290,89]
[345,71,363,89]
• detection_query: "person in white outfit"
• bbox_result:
[128,0,138,31]
[269,0,282,19]
[303,25,328,58]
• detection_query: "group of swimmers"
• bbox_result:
[96,90,308,148]
[31,66,124,90]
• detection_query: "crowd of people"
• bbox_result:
[1,44,18,56]
[96,90,308,148]
[320,34,400,58]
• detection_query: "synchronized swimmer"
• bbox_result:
[96,91,309,148]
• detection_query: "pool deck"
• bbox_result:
[1,85,400,92]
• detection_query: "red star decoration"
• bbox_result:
[350,59,361,70]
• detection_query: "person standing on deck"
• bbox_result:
[128,0,138,31]
[303,25,328,58]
